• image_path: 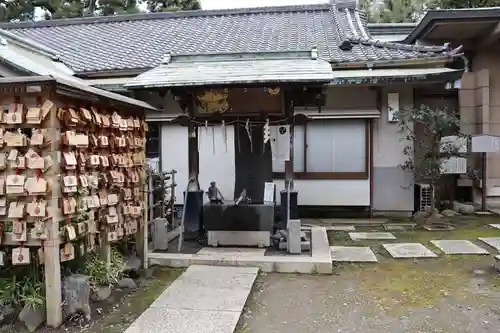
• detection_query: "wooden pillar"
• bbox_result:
[369,119,374,218]
[44,85,63,327]
[285,90,294,223]
[187,96,199,181]
[136,111,149,269]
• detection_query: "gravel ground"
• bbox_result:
[236,257,500,333]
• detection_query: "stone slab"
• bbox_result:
[489,224,500,230]
[475,211,493,215]
[151,266,257,312]
[171,266,259,289]
[197,248,266,257]
[430,240,489,255]
[330,246,378,262]
[151,283,251,311]
[327,226,356,231]
[383,243,437,258]
[478,237,500,251]
[124,308,239,333]
[494,255,500,272]
[320,219,388,225]
[384,225,406,231]
[349,232,396,241]
[423,225,455,231]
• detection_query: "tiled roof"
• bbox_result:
[0,3,460,73]
[125,49,335,88]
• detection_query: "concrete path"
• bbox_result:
[124,265,258,333]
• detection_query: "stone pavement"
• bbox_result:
[124,265,258,333]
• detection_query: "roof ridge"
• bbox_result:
[0,3,332,29]
[347,36,452,53]
[0,28,60,59]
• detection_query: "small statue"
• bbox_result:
[234,189,248,206]
[207,181,224,204]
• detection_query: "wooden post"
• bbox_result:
[170,170,177,227]
[137,137,149,269]
[44,85,63,328]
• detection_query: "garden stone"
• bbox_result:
[19,305,45,332]
[125,256,141,272]
[0,305,17,325]
[63,274,91,321]
[149,259,161,267]
[117,278,137,289]
[441,209,457,217]
[453,201,475,215]
[413,211,429,219]
[145,267,156,279]
[90,285,112,302]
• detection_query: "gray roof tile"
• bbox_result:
[0,4,460,73]
[125,50,334,88]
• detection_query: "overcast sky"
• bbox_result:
[200,0,329,10]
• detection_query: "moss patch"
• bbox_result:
[327,216,500,315]
[234,274,265,333]
[336,255,500,315]
[84,268,184,333]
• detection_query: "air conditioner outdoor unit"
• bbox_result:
[414,183,434,212]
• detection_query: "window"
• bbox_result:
[272,119,369,180]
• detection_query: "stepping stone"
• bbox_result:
[478,237,500,251]
[494,255,500,272]
[327,226,355,231]
[430,240,489,255]
[349,232,396,241]
[423,224,455,231]
[384,224,406,231]
[489,224,500,230]
[196,248,266,257]
[330,246,378,262]
[383,243,437,258]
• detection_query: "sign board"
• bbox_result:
[441,157,467,174]
[471,134,500,153]
[263,182,275,204]
[146,157,160,173]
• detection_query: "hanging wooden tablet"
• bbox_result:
[31,221,47,240]
[6,175,25,195]
[65,224,77,241]
[77,222,86,235]
[30,129,44,146]
[60,243,75,262]
[0,197,6,216]
[26,149,44,170]
[8,202,25,219]
[12,220,27,242]
[12,247,30,265]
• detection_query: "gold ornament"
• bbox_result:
[267,87,280,95]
